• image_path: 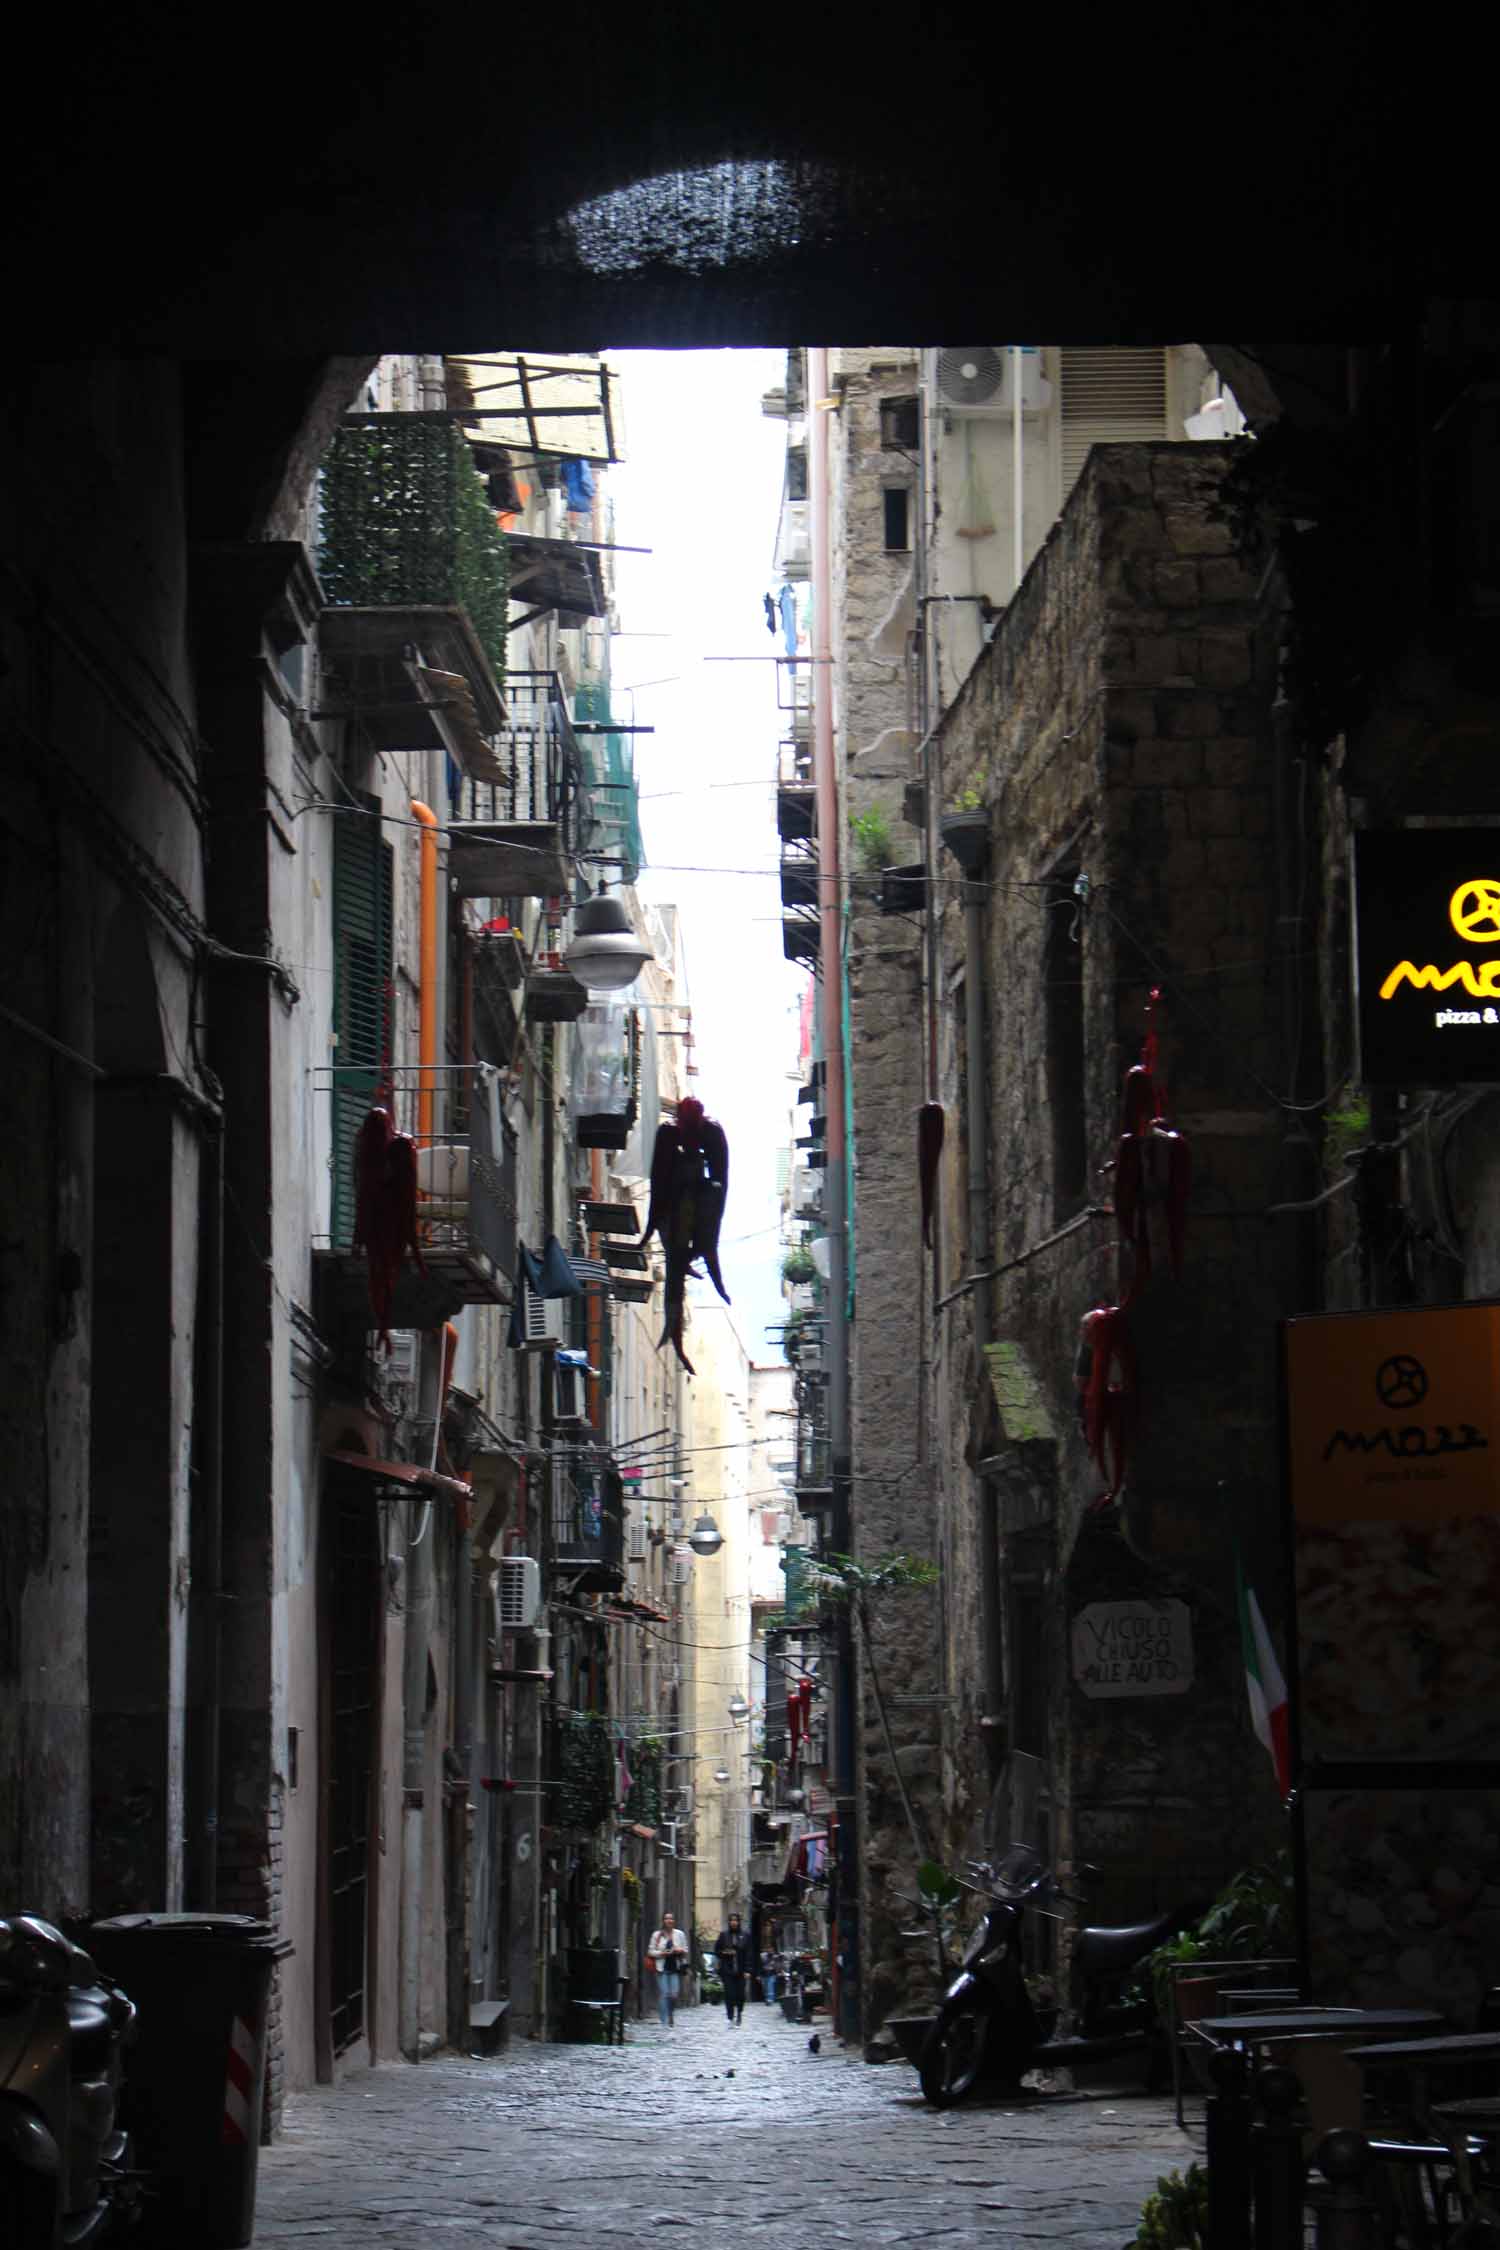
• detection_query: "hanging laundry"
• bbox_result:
[763,591,777,635]
[778,584,798,658]
[561,457,595,514]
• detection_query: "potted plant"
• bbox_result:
[849,805,894,877]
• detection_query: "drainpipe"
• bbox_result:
[949,820,1005,1766]
[400,1332,440,2058]
[412,801,439,1147]
[810,347,861,2046]
[192,1104,225,1907]
[808,350,849,1492]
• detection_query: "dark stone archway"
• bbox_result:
[9,6,1487,354]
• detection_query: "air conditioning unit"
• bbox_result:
[625,1511,648,1564]
[791,1171,823,1218]
[519,1284,564,1351]
[669,1542,692,1586]
[934,345,1051,418]
[496,1555,542,1632]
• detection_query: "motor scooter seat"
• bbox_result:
[1075,1912,1184,1980]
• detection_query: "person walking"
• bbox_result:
[646,1911,690,2027]
[760,1945,780,2006]
[715,1912,753,2025]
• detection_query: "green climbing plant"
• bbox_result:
[557,1710,614,1831]
[849,805,893,874]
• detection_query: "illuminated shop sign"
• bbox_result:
[1355,828,1500,1085]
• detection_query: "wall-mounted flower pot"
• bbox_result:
[939,808,990,873]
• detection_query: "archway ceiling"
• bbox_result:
[13,5,1479,352]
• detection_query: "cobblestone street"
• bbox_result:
[255,2001,1197,2247]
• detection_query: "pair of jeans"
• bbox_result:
[657,1969,681,2024]
[763,1975,778,2004]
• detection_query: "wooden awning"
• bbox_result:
[324,1449,472,1502]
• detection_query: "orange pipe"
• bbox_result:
[411,801,438,1146]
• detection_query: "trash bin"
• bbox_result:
[566,1944,619,2002]
[86,1912,292,2249]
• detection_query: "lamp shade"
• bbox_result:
[687,1510,723,1557]
[563,890,653,991]
[727,1693,750,1723]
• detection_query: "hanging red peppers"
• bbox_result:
[352,1103,425,1351]
[1079,989,1192,1510]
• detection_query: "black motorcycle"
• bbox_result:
[0,1914,138,2245]
[919,1843,1199,2107]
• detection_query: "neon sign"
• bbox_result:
[1356,830,1500,1085]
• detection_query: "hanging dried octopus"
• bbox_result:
[638,1095,730,1374]
[352,1103,425,1352]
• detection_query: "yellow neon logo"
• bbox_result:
[1450,880,1500,943]
[1380,958,1500,1000]
[1378,878,1500,1001]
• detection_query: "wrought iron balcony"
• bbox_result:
[549,1454,625,1590]
[793,1372,833,1512]
[315,1067,518,1332]
[451,671,592,898]
[776,739,815,844]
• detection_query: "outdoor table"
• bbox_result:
[1198,2010,1446,2139]
[1346,2032,1500,2128]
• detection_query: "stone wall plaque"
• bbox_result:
[1071,1598,1193,1697]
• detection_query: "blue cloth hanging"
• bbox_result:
[779,584,798,658]
[538,1235,584,1297]
[561,458,595,513]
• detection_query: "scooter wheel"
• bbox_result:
[919,1999,994,2106]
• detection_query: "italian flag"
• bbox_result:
[1237,1559,1291,1802]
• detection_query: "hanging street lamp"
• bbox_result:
[687,1510,723,1557]
[563,884,653,992]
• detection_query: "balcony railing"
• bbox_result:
[794,1374,833,1507]
[317,1066,517,1330]
[452,670,591,897]
[549,1454,625,1589]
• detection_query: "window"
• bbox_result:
[786,446,808,501]
[883,486,911,552]
[880,394,920,450]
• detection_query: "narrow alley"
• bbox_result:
[255,2005,1190,2248]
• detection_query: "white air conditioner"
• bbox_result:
[496,1554,541,1632]
[934,345,1051,418]
[626,1511,648,1564]
[520,1284,564,1351]
[669,1542,692,1586]
[791,1172,823,1218]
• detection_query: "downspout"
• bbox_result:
[808,351,849,1493]
[400,1335,440,2059]
[956,824,1005,1770]
[810,346,860,2045]
[412,801,439,1147]
[192,1103,225,1907]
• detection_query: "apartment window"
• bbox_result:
[883,485,911,552]
[786,446,808,501]
[880,394,919,450]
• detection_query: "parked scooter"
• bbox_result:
[919,1843,1199,2107]
[0,1914,138,2245]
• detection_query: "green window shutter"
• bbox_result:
[331,804,394,1247]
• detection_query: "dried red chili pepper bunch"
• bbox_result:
[353,1103,425,1351]
[1076,990,1192,1510]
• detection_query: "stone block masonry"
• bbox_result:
[923,440,1289,1938]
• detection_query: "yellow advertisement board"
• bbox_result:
[1285,1302,1500,1526]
